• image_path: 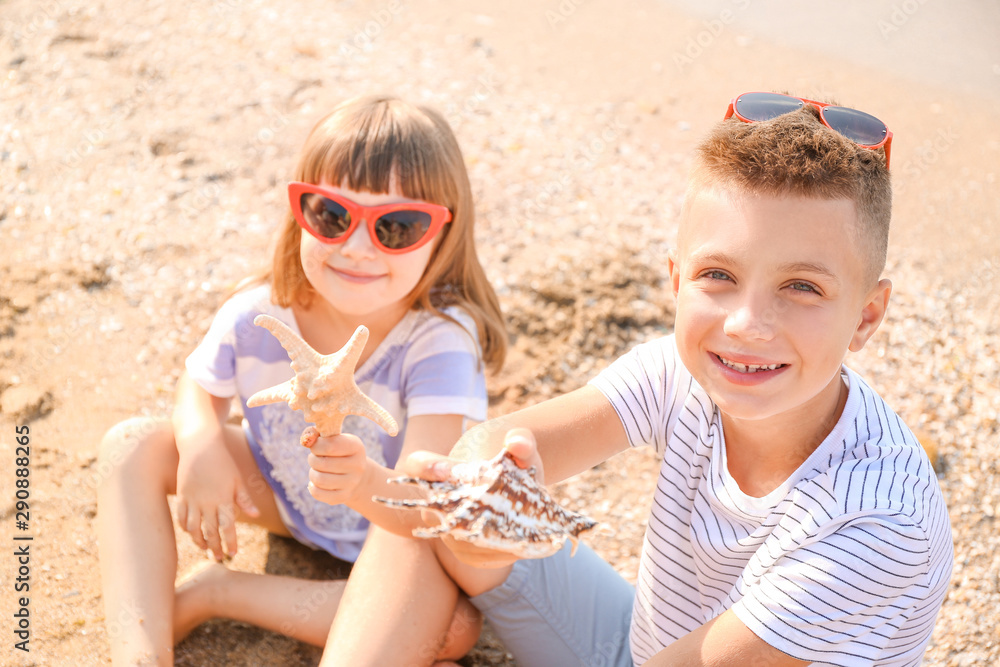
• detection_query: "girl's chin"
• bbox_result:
[320,294,410,321]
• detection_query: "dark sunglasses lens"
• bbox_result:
[821,106,888,146]
[301,193,351,239]
[375,210,432,250]
[735,92,804,121]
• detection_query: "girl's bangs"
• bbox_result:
[297,101,457,208]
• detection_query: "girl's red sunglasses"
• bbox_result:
[725,92,893,169]
[289,182,453,254]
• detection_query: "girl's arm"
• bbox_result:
[173,371,260,560]
[306,412,467,537]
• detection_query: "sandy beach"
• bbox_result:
[1,0,998,664]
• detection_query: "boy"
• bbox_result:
[317,94,953,666]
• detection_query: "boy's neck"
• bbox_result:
[720,373,849,498]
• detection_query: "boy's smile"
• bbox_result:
[669,188,891,432]
[711,352,789,386]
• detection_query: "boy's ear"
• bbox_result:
[849,278,892,352]
[668,248,680,298]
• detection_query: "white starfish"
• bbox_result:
[246,315,399,437]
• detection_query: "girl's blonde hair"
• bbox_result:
[269,95,506,372]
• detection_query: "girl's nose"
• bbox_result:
[339,218,378,259]
[723,293,777,341]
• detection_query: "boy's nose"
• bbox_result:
[723,295,777,341]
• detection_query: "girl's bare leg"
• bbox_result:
[173,562,348,645]
[99,417,482,665]
[320,527,484,667]
[98,418,185,666]
[97,417,289,665]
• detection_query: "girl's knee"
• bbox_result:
[97,417,174,487]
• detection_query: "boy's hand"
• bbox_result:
[406,427,544,480]
[176,439,259,562]
[403,428,546,569]
[304,427,371,506]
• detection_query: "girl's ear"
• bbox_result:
[668,248,681,299]
[849,278,892,352]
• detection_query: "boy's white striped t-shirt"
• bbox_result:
[589,335,953,666]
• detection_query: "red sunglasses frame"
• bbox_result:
[724,92,893,169]
[288,182,453,255]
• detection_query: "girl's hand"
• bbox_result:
[403,428,545,569]
[175,439,259,562]
[303,427,371,506]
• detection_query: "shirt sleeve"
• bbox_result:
[731,514,936,666]
[588,336,682,454]
[184,297,242,398]
[401,315,487,421]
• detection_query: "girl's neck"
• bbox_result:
[292,297,411,364]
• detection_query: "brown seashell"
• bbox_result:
[374,449,597,558]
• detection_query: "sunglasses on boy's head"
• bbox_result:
[725,92,893,168]
[288,182,453,254]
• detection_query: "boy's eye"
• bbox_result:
[703,270,731,281]
[789,281,819,294]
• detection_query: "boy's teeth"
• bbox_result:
[718,356,782,373]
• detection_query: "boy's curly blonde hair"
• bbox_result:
[686,105,892,286]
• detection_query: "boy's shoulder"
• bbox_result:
[606,333,707,412]
[621,336,944,518]
[608,333,686,380]
[792,367,946,528]
[596,335,944,507]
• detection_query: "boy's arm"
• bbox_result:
[418,384,632,486]
[315,385,629,538]
[643,610,810,666]
[399,385,631,569]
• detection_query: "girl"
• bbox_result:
[97,95,505,666]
